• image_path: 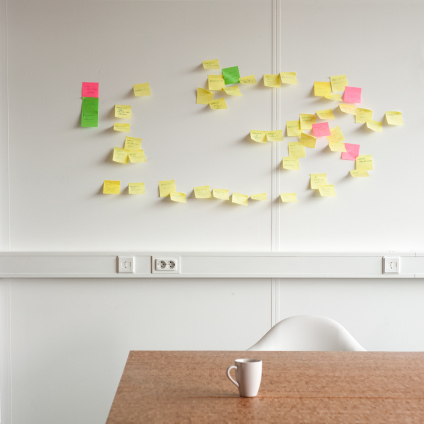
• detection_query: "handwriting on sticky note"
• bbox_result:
[282,157,299,171]
[326,126,344,143]
[288,142,306,158]
[356,155,373,170]
[128,183,145,194]
[386,111,403,125]
[124,136,142,151]
[356,108,373,124]
[239,75,257,84]
[319,185,336,197]
[329,142,346,152]
[202,59,220,69]
[194,186,211,198]
[103,180,120,194]
[264,74,281,88]
[82,82,99,98]
[280,193,297,203]
[115,105,131,119]
[341,143,360,161]
[266,130,283,141]
[251,193,268,201]
[222,66,240,85]
[310,173,327,189]
[113,123,130,132]
[299,114,316,130]
[316,109,335,120]
[159,180,176,197]
[213,189,229,200]
[312,122,331,137]
[280,72,297,85]
[366,120,383,132]
[170,192,186,203]
[287,120,301,137]
[325,93,342,101]
[330,75,348,92]
[339,103,356,114]
[350,170,369,177]
[299,132,317,148]
[197,88,213,104]
[208,75,225,91]
[81,97,99,128]
[209,98,227,110]
[250,130,267,143]
[232,193,248,206]
[343,86,362,103]
[314,81,331,97]
[133,83,151,97]
[113,147,129,164]
[223,86,242,96]
[128,150,146,163]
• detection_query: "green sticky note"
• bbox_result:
[222,66,240,85]
[81,97,99,127]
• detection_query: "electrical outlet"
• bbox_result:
[118,256,135,273]
[152,257,180,274]
[383,257,400,274]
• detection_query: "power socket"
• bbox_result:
[151,257,180,274]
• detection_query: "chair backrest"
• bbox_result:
[247,315,366,351]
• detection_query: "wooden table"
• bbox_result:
[106,351,424,423]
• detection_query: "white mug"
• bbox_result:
[226,358,262,397]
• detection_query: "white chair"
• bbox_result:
[247,315,366,351]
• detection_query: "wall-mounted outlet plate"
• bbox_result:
[151,257,180,274]
[383,257,400,274]
[118,256,135,273]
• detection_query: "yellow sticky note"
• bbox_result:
[330,74,348,92]
[113,147,129,164]
[194,186,211,199]
[133,83,151,97]
[299,114,316,130]
[288,142,306,158]
[266,130,283,141]
[264,74,281,88]
[356,155,373,170]
[239,75,257,84]
[310,173,327,189]
[232,193,248,206]
[197,88,213,105]
[114,123,130,132]
[213,189,229,200]
[329,142,346,152]
[209,98,227,110]
[339,103,356,115]
[299,132,317,148]
[159,180,176,197]
[325,93,342,101]
[223,86,242,96]
[326,126,345,143]
[386,111,403,126]
[280,72,297,85]
[128,150,146,163]
[128,183,145,194]
[115,105,131,119]
[282,157,299,171]
[285,121,301,138]
[170,192,186,203]
[250,130,267,143]
[251,193,268,201]
[103,180,120,194]
[356,108,373,124]
[314,81,331,97]
[202,59,220,69]
[280,193,297,203]
[316,109,335,120]
[366,120,383,132]
[208,75,225,91]
[319,185,336,197]
[124,136,142,151]
[350,170,369,177]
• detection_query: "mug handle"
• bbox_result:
[226,365,239,388]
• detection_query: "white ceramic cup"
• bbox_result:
[226,358,262,397]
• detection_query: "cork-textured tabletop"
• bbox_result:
[106,351,424,423]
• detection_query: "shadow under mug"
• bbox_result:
[226,358,262,397]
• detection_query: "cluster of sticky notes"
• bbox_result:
[81,82,99,127]
[103,180,145,195]
[310,173,336,197]
[264,72,298,87]
[250,130,284,143]
[112,136,146,164]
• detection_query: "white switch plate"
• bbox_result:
[118,256,135,273]
[383,257,400,274]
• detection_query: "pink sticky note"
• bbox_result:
[82,82,99,98]
[341,143,360,161]
[312,122,331,137]
[343,86,361,103]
